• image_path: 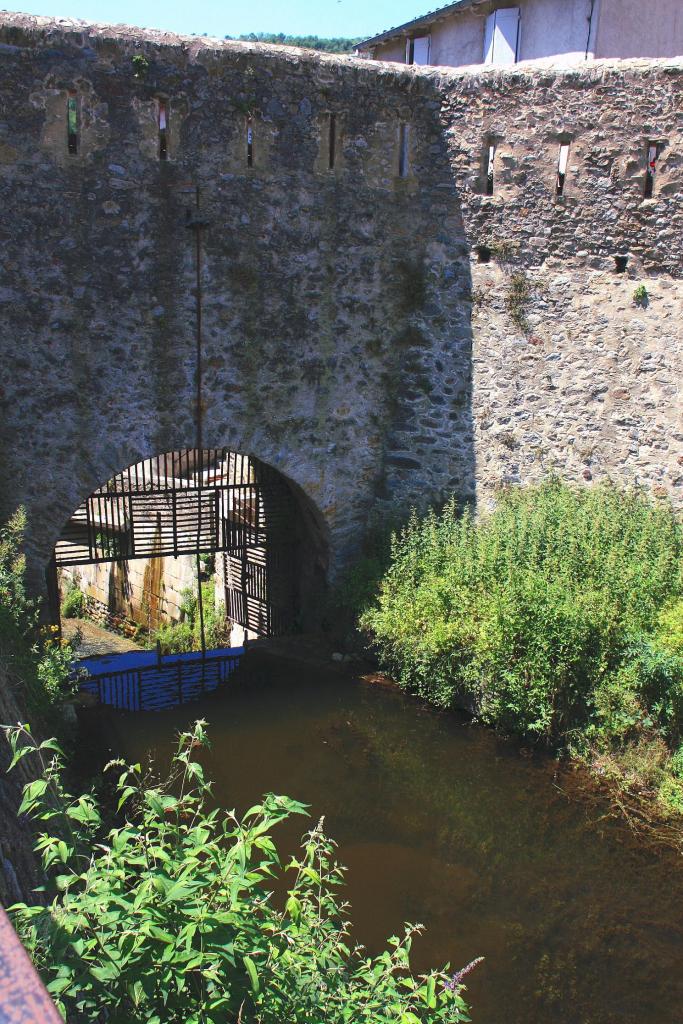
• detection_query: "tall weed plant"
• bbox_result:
[6,721,474,1024]
[362,481,683,753]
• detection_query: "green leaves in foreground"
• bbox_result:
[6,720,474,1023]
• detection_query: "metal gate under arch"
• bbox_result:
[52,449,298,637]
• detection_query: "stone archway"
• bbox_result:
[50,448,329,640]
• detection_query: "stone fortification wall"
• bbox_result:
[0,14,680,608]
[436,59,682,501]
[0,13,472,597]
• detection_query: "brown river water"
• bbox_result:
[79,653,683,1024]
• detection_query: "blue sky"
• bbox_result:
[10,0,428,39]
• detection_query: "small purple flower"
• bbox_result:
[444,956,485,990]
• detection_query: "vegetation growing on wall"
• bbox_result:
[60,575,85,620]
[6,720,474,1024]
[361,481,683,819]
[505,271,532,333]
[146,581,230,654]
[0,510,76,717]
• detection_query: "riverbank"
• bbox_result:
[77,655,683,1024]
[358,481,683,842]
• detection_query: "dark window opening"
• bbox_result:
[247,117,254,168]
[644,141,660,198]
[67,92,78,155]
[158,99,168,161]
[398,124,409,178]
[476,244,492,264]
[614,255,629,274]
[406,38,415,64]
[485,142,495,195]
[556,142,570,196]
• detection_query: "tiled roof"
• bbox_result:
[357,0,479,49]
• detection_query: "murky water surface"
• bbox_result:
[82,657,683,1024]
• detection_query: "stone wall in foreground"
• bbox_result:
[0,14,680,605]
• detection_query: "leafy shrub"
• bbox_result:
[362,481,682,747]
[60,578,85,619]
[0,510,77,715]
[6,721,474,1024]
[148,583,230,654]
[655,598,683,655]
[633,284,649,307]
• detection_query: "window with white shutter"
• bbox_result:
[406,35,431,65]
[412,35,431,65]
[483,8,520,65]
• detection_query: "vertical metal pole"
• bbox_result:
[196,551,206,659]
[192,185,207,665]
[194,185,203,453]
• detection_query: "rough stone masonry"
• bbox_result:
[0,13,680,603]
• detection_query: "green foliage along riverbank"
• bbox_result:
[2,513,475,1022]
[361,481,683,817]
[7,722,474,1024]
[0,510,76,719]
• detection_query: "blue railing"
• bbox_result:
[76,647,244,711]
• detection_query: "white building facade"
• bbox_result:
[358,0,683,68]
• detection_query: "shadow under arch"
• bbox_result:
[48,447,329,638]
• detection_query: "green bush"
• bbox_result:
[0,510,77,716]
[655,598,683,655]
[6,721,474,1024]
[60,578,85,619]
[362,481,683,747]
[148,583,230,654]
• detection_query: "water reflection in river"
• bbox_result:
[81,655,683,1024]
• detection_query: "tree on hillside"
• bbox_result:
[226,32,363,53]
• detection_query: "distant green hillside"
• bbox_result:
[227,33,362,53]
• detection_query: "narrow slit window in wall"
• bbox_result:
[328,113,336,170]
[556,142,570,195]
[67,92,78,155]
[644,142,660,198]
[158,100,168,160]
[485,143,495,195]
[398,124,410,178]
[247,117,254,167]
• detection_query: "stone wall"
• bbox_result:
[437,59,682,502]
[61,554,197,630]
[0,14,472,605]
[0,14,680,614]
